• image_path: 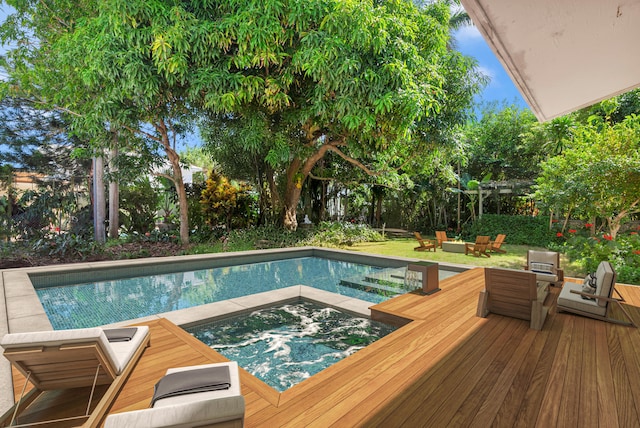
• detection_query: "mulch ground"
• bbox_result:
[0,242,187,270]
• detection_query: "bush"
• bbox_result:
[301,222,385,247]
[560,228,640,284]
[462,214,554,246]
[119,179,159,233]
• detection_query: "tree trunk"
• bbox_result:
[283,183,302,231]
[108,144,119,239]
[157,120,189,245]
[93,156,106,243]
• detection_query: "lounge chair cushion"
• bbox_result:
[558,262,615,314]
[0,326,149,374]
[594,261,616,307]
[103,362,245,428]
[557,281,607,317]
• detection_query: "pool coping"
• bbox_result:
[0,246,472,413]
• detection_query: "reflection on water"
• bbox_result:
[186,300,397,391]
[36,257,389,329]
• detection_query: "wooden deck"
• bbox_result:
[9,267,640,427]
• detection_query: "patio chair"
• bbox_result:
[525,250,564,286]
[103,361,245,428]
[557,261,636,327]
[0,326,150,427]
[413,232,436,252]
[488,234,507,253]
[435,231,449,248]
[465,236,491,257]
[477,267,549,330]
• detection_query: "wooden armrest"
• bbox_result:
[569,289,622,303]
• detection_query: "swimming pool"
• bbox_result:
[186,299,397,391]
[35,256,416,329]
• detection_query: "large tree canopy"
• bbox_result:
[535,114,640,238]
[1,0,482,233]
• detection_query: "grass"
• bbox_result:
[345,237,585,278]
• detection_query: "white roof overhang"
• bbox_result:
[460,0,640,121]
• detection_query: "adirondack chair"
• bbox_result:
[465,236,491,257]
[414,232,436,252]
[435,231,449,248]
[489,234,507,253]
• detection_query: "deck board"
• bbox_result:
[7,267,640,427]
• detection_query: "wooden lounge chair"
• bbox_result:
[477,267,549,330]
[413,232,436,252]
[104,361,245,428]
[0,326,150,427]
[525,250,564,286]
[465,236,491,257]
[435,231,449,248]
[557,261,636,327]
[488,234,507,253]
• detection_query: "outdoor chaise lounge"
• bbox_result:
[525,250,564,286]
[413,232,436,252]
[557,261,636,327]
[477,267,549,330]
[103,361,245,428]
[465,236,491,257]
[0,326,150,427]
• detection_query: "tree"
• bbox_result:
[195,0,482,229]
[1,0,195,244]
[535,114,640,239]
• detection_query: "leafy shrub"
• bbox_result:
[119,179,159,233]
[301,222,384,247]
[560,228,640,284]
[32,232,102,260]
[462,214,553,246]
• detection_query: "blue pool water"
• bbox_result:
[186,300,397,391]
[36,257,405,329]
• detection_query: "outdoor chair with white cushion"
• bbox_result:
[104,361,245,428]
[525,250,564,286]
[0,326,150,427]
[557,261,636,327]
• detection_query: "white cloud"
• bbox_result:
[454,26,483,45]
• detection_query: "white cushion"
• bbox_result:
[1,326,149,374]
[594,261,616,307]
[103,361,245,428]
[557,281,607,316]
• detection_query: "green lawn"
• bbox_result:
[345,237,585,279]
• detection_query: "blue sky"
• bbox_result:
[454,25,528,110]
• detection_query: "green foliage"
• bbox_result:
[535,114,640,238]
[119,179,160,234]
[301,222,385,247]
[557,228,640,285]
[462,214,554,247]
[465,104,541,180]
[200,172,257,230]
[32,232,102,260]
[225,225,313,251]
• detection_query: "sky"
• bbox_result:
[454,25,528,111]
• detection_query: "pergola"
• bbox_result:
[460,0,640,122]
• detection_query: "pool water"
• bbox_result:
[36,257,406,329]
[185,300,397,392]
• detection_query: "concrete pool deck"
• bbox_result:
[0,246,472,414]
